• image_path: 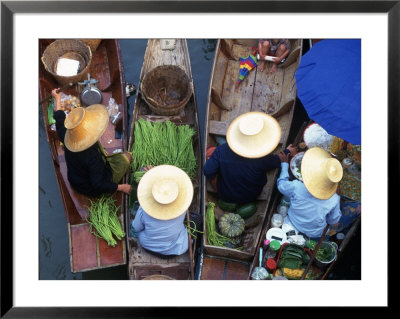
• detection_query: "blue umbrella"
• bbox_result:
[295,39,361,145]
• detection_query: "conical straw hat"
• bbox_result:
[137,165,194,220]
[226,112,281,158]
[64,104,109,152]
[301,147,343,200]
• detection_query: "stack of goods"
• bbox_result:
[273,243,314,279]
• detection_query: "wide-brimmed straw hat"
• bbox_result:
[64,104,109,152]
[226,112,281,158]
[137,165,194,220]
[301,147,343,200]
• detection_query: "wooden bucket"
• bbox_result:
[41,39,92,85]
[141,65,192,116]
[142,275,175,280]
[80,39,102,53]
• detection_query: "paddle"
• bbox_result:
[300,223,330,280]
[39,82,75,104]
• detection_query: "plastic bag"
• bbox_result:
[107,97,119,116]
[107,97,121,124]
[287,235,306,246]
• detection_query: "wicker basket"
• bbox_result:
[80,39,102,53]
[41,39,92,85]
[142,275,175,280]
[141,65,192,116]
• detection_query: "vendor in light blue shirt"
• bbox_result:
[131,165,194,256]
[277,147,343,239]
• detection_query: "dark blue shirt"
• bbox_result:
[203,143,283,204]
[54,110,118,197]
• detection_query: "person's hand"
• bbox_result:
[51,88,62,111]
[286,144,298,157]
[51,88,62,100]
[143,165,153,172]
[117,184,132,194]
[277,151,289,163]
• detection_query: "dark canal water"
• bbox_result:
[39,39,361,280]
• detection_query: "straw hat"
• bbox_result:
[137,165,194,220]
[226,112,281,158]
[64,104,109,152]
[301,147,343,200]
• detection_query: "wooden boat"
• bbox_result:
[199,39,303,280]
[248,120,361,280]
[126,39,201,280]
[39,39,128,272]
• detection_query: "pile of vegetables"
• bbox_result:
[130,119,196,178]
[86,196,125,247]
[275,267,313,280]
[316,244,335,262]
[129,119,197,207]
[277,244,311,269]
[205,202,236,247]
[218,213,245,238]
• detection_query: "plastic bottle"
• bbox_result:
[271,213,283,228]
[265,240,281,259]
[277,204,288,218]
[280,195,290,207]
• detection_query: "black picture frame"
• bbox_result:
[1,0,396,317]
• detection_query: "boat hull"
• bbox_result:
[39,39,128,272]
[201,39,303,277]
[126,39,201,280]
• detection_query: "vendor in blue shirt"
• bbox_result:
[204,111,296,205]
[277,147,343,239]
[131,165,194,257]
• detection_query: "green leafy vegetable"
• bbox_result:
[86,196,125,246]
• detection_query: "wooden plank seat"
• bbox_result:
[69,222,125,272]
[200,256,249,280]
[137,113,188,124]
[128,237,191,280]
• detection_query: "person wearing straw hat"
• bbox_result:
[204,111,297,205]
[52,88,132,197]
[276,147,343,239]
[131,165,194,257]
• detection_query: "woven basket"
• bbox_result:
[80,39,102,53]
[141,65,192,116]
[142,275,175,280]
[41,39,92,85]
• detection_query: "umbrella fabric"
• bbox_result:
[237,54,258,83]
[295,39,361,145]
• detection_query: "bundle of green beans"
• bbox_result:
[131,119,196,178]
[205,202,235,247]
[128,119,196,208]
[86,196,125,247]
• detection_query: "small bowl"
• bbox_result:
[290,152,304,181]
[314,241,338,269]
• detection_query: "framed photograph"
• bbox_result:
[2,0,395,316]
